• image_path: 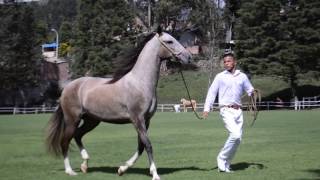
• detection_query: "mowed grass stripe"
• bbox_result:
[0,111,319,180]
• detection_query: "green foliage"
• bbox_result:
[71,0,135,77]
[59,42,71,57]
[58,21,74,57]
[59,21,74,44]
[40,0,77,29]
[235,0,320,97]
[0,4,41,90]
[154,0,224,39]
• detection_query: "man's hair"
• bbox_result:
[222,52,235,59]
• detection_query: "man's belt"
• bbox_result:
[222,104,241,110]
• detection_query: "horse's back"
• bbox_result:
[60,77,110,108]
[63,77,110,92]
[61,76,131,121]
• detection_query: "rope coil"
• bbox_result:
[247,89,261,127]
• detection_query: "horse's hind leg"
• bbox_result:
[74,119,100,173]
[61,121,78,175]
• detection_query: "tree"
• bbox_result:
[40,0,77,30]
[58,21,74,57]
[235,0,320,97]
[154,0,224,38]
[0,4,41,91]
[71,0,135,77]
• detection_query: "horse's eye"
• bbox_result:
[165,40,173,44]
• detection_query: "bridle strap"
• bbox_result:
[156,33,183,60]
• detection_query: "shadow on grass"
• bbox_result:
[88,166,208,175]
[212,162,266,172]
[294,169,320,180]
[306,169,320,177]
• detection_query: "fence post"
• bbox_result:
[42,104,45,113]
[267,101,270,111]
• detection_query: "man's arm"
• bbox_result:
[202,76,219,119]
[243,74,254,96]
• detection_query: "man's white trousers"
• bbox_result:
[217,107,243,170]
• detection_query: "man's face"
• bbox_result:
[223,56,236,71]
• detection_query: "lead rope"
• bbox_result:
[156,34,202,119]
[179,69,204,120]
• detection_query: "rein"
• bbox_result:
[179,69,203,120]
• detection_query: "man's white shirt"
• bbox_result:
[204,70,254,112]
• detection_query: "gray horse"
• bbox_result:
[46,27,192,180]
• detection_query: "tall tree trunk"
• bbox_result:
[289,75,298,99]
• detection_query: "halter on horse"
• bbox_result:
[46,27,191,180]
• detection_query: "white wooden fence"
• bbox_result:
[158,100,320,112]
[1,99,319,114]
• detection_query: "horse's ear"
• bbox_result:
[157,25,162,36]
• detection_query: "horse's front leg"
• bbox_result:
[118,137,144,175]
[137,123,160,180]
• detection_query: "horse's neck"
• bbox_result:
[130,38,161,91]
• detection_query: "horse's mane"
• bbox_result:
[108,33,155,84]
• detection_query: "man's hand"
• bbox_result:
[202,111,209,119]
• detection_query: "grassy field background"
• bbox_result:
[0,111,319,180]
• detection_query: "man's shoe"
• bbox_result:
[218,168,233,173]
[217,156,226,171]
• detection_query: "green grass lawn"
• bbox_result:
[0,111,319,180]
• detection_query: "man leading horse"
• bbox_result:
[202,52,254,173]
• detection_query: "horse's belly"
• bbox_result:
[100,118,131,124]
[82,110,131,124]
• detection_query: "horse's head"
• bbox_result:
[156,27,192,64]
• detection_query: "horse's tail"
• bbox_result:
[46,104,65,156]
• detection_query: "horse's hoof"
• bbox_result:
[117,166,126,176]
[152,175,161,180]
[66,170,77,176]
[81,164,88,173]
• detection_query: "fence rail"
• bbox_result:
[157,101,319,112]
[1,100,319,114]
[0,106,56,114]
